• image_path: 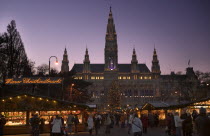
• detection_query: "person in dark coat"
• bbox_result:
[141,114,148,134]
[0,114,6,136]
[192,110,198,122]
[182,113,193,136]
[180,109,188,136]
[39,117,45,134]
[73,115,79,133]
[166,113,172,135]
[94,114,101,135]
[154,113,159,127]
[195,107,210,136]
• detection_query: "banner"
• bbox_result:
[5,77,63,85]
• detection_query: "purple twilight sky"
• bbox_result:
[0,0,210,74]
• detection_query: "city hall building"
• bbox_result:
[61,8,198,110]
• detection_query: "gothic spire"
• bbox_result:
[105,7,118,71]
[106,6,116,41]
[131,47,138,73]
[83,47,90,73]
[64,47,67,54]
[152,47,161,77]
[61,47,69,73]
[84,47,90,62]
[131,47,138,63]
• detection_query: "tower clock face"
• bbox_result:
[109,56,115,70]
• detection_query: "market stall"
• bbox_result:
[0,94,91,135]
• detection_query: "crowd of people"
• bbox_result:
[84,112,159,136]
[1,107,210,136]
[166,107,210,136]
[29,113,79,136]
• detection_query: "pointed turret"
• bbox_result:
[151,48,161,78]
[104,7,118,71]
[83,47,90,73]
[61,47,69,73]
[131,47,139,73]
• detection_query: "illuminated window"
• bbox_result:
[127,76,130,79]
[134,75,137,80]
[144,76,148,79]
[91,76,95,79]
[79,77,83,79]
[123,76,126,79]
[100,76,104,79]
[140,76,143,79]
[118,76,121,79]
[75,77,78,79]
[149,76,151,79]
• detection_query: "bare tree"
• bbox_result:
[37,64,49,75]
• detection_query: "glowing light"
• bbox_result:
[9,97,12,100]
[2,99,5,102]
[6,78,62,84]
[55,60,58,65]
[17,96,21,99]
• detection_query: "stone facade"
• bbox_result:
[62,7,198,110]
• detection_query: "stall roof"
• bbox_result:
[141,98,210,110]
[0,93,90,112]
[142,102,169,110]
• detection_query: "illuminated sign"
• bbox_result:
[5,77,63,85]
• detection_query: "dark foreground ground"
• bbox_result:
[6,126,198,136]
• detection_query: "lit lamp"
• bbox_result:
[70,83,74,102]
[49,56,58,75]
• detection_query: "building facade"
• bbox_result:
[61,8,198,110]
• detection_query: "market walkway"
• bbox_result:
[6,126,198,136]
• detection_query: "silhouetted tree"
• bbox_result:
[195,70,210,83]
[50,68,59,77]
[0,20,30,80]
[37,64,49,76]
[23,60,35,77]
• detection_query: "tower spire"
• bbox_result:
[61,47,69,73]
[83,47,90,73]
[151,48,161,78]
[131,47,138,73]
[105,7,118,71]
